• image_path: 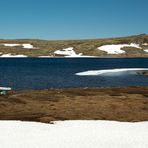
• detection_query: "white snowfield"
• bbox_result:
[76,68,148,76]
[54,47,95,57]
[0,54,28,57]
[0,120,147,148]
[98,43,141,54]
[0,43,35,49]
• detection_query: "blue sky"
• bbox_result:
[0,0,147,40]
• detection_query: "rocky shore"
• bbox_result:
[137,71,148,76]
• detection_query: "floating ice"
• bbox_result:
[76,68,148,76]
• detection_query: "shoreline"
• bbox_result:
[0,56,148,58]
[0,86,147,123]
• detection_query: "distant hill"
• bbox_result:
[0,34,148,57]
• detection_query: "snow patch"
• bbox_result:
[0,120,147,148]
[38,56,53,58]
[144,49,148,53]
[0,54,28,57]
[1,44,20,47]
[65,55,96,58]
[54,47,81,57]
[76,68,148,76]
[22,44,34,49]
[1,43,35,49]
[142,43,148,46]
[98,43,141,54]
[54,47,95,57]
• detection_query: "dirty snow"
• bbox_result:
[0,120,147,148]
[144,49,148,53]
[76,68,148,76]
[142,43,148,46]
[98,43,141,54]
[0,54,28,57]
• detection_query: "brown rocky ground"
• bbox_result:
[0,87,148,123]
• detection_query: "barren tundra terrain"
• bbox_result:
[0,87,148,123]
[0,34,148,57]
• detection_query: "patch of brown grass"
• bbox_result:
[0,87,147,123]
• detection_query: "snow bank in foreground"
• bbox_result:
[76,68,148,76]
[0,120,147,148]
[0,54,28,57]
[98,43,141,54]
[0,43,35,49]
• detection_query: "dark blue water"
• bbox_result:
[0,58,148,90]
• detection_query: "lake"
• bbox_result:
[0,58,148,90]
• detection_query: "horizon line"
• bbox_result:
[0,33,147,41]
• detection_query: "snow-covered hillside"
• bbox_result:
[0,120,147,148]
